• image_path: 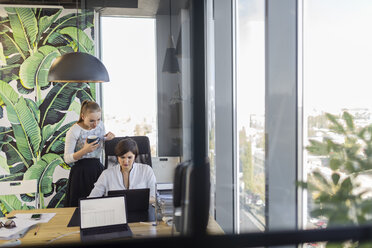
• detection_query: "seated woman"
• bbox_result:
[89,138,156,203]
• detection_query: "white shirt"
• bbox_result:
[64,122,105,164]
[89,162,156,198]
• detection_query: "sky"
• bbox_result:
[236,0,265,130]
[303,0,372,113]
[236,0,372,131]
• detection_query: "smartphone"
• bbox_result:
[31,214,42,220]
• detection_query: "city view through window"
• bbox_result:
[101,17,157,155]
[303,1,372,243]
[237,0,265,232]
[237,0,372,239]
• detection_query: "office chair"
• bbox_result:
[104,136,152,169]
[0,179,38,209]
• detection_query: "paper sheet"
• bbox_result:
[14,213,56,223]
[0,213,56,240]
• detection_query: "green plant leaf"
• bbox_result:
[58,45,74,54]
[6,8,38,52]
[76,86,94,102]
[306,139,329,156]
[329,158,342,171]
[340,177,352,195]
[39,83,86,128]
[36,9,62,43]
[0,24,27,61]
[0,155,9,174]
[0,81,40,161]
[47,178,67,208]
[0,42,7,66]
[24,98,39,123]
[342,111,354,131]
[44,12,94,46]
[0,202,7,217]
[44,121,75,154]
[313,170,331,188]
[0,22,11,34]
[0,194,23,212]
[331,172,340,185]
[0,24,17,53]
[89,83,96,100]
[23,153,64,194]
[296,181,308,189]
[46,31,69,47]
[0,64,21,72]
[58,27,94,54]
[41,117,65,149]
[0,126,13,138]
[1,138,30,174]
[20,192,35,202]
[326,113,346,134]
[0,172,23,181]
[19,45,60,89]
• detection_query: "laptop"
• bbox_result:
[108,188,154,222]
[79,195,133,243]
[108,188,150,212]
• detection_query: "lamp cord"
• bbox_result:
[169,0,172,37]
[76,0,80,52]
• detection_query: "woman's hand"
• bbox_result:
[104,132,115,141]
[72,139,100,161]
[82,139,100,153]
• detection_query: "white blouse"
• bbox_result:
[64,122,105,164]
[89,162,156,198]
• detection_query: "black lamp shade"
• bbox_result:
[162,35,180,73]
[48,52,110,83]
[175,29,182,57]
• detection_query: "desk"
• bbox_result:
[0,208,223,246]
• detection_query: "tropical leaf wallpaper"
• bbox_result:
[0,7,96,215]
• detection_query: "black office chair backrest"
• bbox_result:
[104,136,152,169]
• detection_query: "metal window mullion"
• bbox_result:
[265,0,298,238]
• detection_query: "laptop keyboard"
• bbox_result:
[82,225,128,236]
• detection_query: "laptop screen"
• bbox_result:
[80,196,127,229]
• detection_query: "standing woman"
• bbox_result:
[64,100,115,207]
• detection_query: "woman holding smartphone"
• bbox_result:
[64,100,115,207]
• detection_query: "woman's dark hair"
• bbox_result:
[115,138,139,158]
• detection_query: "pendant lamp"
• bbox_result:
[162,0,180,73]
[48,1,109,83]
[175,28,182,58]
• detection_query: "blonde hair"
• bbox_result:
[77,100,101,123]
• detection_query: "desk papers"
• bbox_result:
[0,213,56,240]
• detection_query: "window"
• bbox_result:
[236,0,265,232]
[303,0,372,231]
[101,17,157,155]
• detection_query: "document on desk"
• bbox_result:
[14,213,56,223]
[0,213,56,240]
[0,218,36,240]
